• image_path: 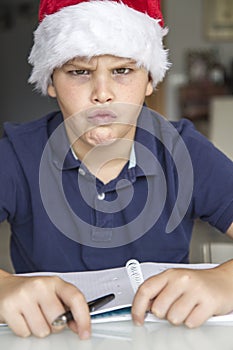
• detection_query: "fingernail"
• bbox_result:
[153,307,164,319]
[170,317,179,325]
[37,329,50,338]
[185,321,194,329]
[133,316,143,326]
[80,330,91,340]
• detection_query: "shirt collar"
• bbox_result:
[133,107,160,176]
[48,112,80,170]
[70,143,136,169]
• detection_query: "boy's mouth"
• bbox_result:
[87,109,117,125]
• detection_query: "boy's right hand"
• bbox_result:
[0,270,91,338]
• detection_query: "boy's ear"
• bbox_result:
[47,82,57,98]
[145,80,153,97]
[145,72,153,97]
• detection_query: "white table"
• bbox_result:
[1,321,233,350]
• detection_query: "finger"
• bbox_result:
[22,304,51,338]
[38,294,67,334]
[55,279,91,339]
[67,295,91,340]
[6,313,31,338]
[131,275,168,325]
[150,282,185,319]
[184,303,213,328]
[164,293,198,325]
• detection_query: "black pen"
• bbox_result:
[52,293,115,326]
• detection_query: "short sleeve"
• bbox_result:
[181,121,233,233]
[0,137,30,223]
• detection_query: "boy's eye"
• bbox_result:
[113,68,131,75]
[69,70,89,75]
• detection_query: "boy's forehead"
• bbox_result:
[65,55,137,66]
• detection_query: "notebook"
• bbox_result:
[1,259,233,327]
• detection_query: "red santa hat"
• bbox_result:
[28,0,170,95]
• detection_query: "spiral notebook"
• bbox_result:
[1,259,233,327]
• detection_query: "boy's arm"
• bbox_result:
[226,222,233,237]
[0,269,91,338]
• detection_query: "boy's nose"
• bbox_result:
[91,77,114,104]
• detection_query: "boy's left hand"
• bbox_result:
[131,260,233,328]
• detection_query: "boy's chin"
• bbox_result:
[86,129,117,147]
[89,137,117,147]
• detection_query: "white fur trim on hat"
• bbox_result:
[28,1,170,95]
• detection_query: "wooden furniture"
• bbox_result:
[179,82,229,121]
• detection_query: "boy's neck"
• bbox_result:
[72,136,135,184]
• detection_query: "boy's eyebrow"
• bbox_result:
[111,59,137,67]
[63,61,89,69]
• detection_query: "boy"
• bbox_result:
[0,0,233,339]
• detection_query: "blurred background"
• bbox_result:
[0,1,232,134]
[0,0,233,127]
[0,0,233,272]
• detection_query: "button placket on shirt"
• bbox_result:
[92,189,113,242]
[78,168,86,176]
[97,192,105,200]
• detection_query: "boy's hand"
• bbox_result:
[131,260,233,328]
[0,270,91,338]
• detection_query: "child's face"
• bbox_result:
[48,55,153,148]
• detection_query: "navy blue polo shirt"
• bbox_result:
[0,108,233,273]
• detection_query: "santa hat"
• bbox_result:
[28,0,170,95]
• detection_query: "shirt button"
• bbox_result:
[79,168,86,176]
[97,192,105,200]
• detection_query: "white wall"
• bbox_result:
[163,0,233,120]
[0,0,57,127]
[164,0,233,73]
